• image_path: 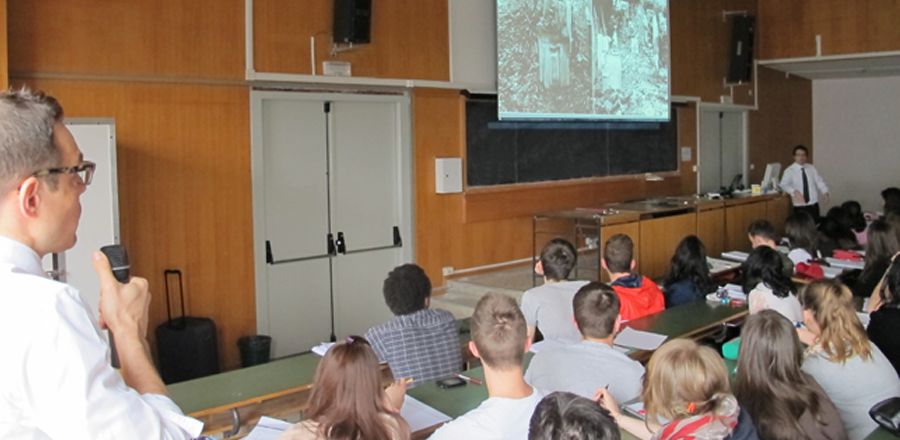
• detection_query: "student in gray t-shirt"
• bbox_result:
[525,282,645,403]
[521,239,588,345]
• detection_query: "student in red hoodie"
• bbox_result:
[601,234,665,321]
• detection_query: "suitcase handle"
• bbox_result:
[163,269,187,329]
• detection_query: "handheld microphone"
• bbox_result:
[100,245,129,368]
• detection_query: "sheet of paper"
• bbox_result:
[721,251,749,262]
[311,342,335,357]
[825,257,864,270]
[822,266,843,279]
[707,257,740,275]
[400,395,452,432]
[244,416,292,440]
[613,327,668,351]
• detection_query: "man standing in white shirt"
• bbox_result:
[0,89,202,439]
[429,292,542,440]
[780,144,830,221]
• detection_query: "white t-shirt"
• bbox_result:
[520,280,589,344]
[747,282,803,324]
[428,389,542,440]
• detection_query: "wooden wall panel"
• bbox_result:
[254,0,449,81]
[758,0,900,60]
[747,66,812,183]
[670,0,757,105]
[12,78,255,371]
[766,196,792,236]
[725,201,768,251]
[639,213,697,280]
[0,0,7,89]
[697,208,726,258]
[7,0,244,80]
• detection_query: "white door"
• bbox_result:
[699,110,722,194]
[720,112,744,187]
[699,109,746,193]
[257,97,333,357]
[329,101,405,338]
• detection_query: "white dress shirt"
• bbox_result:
[780,162,829,207]
[0,235,202,440]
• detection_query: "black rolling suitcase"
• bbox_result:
[155,269,220,384]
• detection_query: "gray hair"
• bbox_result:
[0,88,64,191]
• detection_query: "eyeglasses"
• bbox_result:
[32,161,96,186]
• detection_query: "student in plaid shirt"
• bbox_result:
[364,264,462,386]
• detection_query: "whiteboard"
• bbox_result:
[42,119,119,316]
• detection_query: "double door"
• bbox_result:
[251,92,412,358]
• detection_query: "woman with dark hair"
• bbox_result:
[867,256,900,373]
[662,235,716,308]
[818,207,859,257]
[798,280,900,440]
[280,336,410,440]
[743,246,803,323]
[785,212,821,266]
[882,187,900,217]
[528,391,620,440]
[841,201,868,246]
[846,218,900,298]
[735,310,846,440]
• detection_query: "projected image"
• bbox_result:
[498,0,670,121]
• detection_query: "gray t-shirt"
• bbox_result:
[802,342,900,440]
[520,280,589,344]
[525,340,645,403]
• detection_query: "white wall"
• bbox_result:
[813,76,900,212]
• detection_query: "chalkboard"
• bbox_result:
[466,95,678,186]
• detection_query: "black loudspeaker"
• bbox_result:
[333,0,371,44]
[727,15,755,83]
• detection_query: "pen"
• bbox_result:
[456,373,483,385]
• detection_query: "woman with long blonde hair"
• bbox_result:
[596,339,757,440]
[798,280,900,440]
[280,336,410,440]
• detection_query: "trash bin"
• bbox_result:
[238,335,272,367]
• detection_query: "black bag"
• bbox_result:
[870,397,900,436]
[155,269,220,384]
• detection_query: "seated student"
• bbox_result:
[735,310,847,440]
[842,200,869,246]
[747,219,794,279]
[785,211,822,266]
[528,391,620,440]
[867,257,900,374]
[662,235,716,308]
[742,246,803,324]
[525,282,644,402]
[429,293,542,440]
[280,336,410,440]
[364,264,462,386]
[882,187,900,218]
[521,239,588,344]
[843,219,900,298]
[597,339,758,440]
[819,206,860,257]
[797,280,900,440]
[602,234,664,321]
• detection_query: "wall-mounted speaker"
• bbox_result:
[333,0,372,44]
[727,15,755,83]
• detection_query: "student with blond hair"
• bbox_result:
[734,310,846,440]
[279,336,410,440]
[798,280,900,440]
[596,339,757,440]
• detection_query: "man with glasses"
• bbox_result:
[0,89,201,438]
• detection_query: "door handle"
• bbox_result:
[335,232,347,254]
[327,233,337,256]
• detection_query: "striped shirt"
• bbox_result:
[364,309,462,386]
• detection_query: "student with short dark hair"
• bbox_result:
[280,336,410,440]
[429,293,541,440]
[747,219,794,279]
[845,219,899,298]
[819,207,859,257]
[742,246,803,323]
[525,282,644,402]
[521,239,588,344]
[602,234,664,321]
[882,187,900,217]
[797,280,900,440]
[597,339,758,440]
[867,257,900,374]
[662,236,716,308]
[528,391,620,440]
[841,200,868,246]
[780,144,830,221]
[784,211,821,266]
[734,310,847,440]
[364,264,461,386]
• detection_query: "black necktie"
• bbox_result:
[801,167,810,204]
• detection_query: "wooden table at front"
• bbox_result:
[169,301,747,438]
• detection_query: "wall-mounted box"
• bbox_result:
[435,158,463,194]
